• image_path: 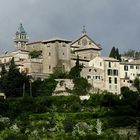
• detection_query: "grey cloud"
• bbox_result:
[0,0,140,55]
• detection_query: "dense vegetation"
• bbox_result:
[0,57,140,139]
[0,88,140,139]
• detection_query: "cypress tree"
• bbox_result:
[116,48,121,61]
[109,46,116,58]
[109,47,121,61]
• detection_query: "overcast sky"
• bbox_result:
[0,0,140,56]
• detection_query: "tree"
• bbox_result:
[134,77,140,93]
[32,77,58,96]
[109,46,116,58]
[69,55,83,79]
[0,58,30,97]
[109,47,121,61]
[116,48,121,61]
[73,77,91,95]
[50,65,68,79]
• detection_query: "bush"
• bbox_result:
[107,116,136,127]
[73,77,91,95]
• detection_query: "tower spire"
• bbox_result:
[14,22,28,50]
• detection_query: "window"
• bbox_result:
[49,52,51,56]
[109,77,112,83]
[89,69,91,72]
[94,69,97,72]
[114,78,117,84]
[87,75,91,79]
[113,70,118,76]
[136,66,138,69]
[130,65,134,69]
[96,76,100,79]
[108,69,112,75]
[125,72,128,78]
[63,52,65,55]
[124,65,128,71]
[109,85,112,89]
[115,85,117,90]
[109,62,111,67]
[49,65,51,69]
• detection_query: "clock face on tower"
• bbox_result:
[82,38,87,46]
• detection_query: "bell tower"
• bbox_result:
[14,22,28,50]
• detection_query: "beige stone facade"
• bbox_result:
[42,38,71,74]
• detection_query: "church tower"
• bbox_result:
[14,22,28,50]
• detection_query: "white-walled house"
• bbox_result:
[82,57,121,94]
[120,59,140,87]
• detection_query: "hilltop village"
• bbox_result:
[0,23,140,95]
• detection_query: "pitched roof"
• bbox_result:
[71,34,102,50]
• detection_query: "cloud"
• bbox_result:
[0,0,139,55]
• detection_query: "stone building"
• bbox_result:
[1,23,140,94]
[42,38,71,74]
[71,29,102,67]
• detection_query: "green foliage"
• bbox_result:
[0,99,9,116]
[63,118,73,132]
[0,58,30,97]
[73,77,91,95]
[100,92,120,108]
[107,116,136,127]
[29,50,42,58]
[134,77,140,93]
[69,55,83,79]
[32,77,58,96]
[0,129,28,140]
[86,93,103,107]
[109,46,121,61]
[50,65,69,79]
